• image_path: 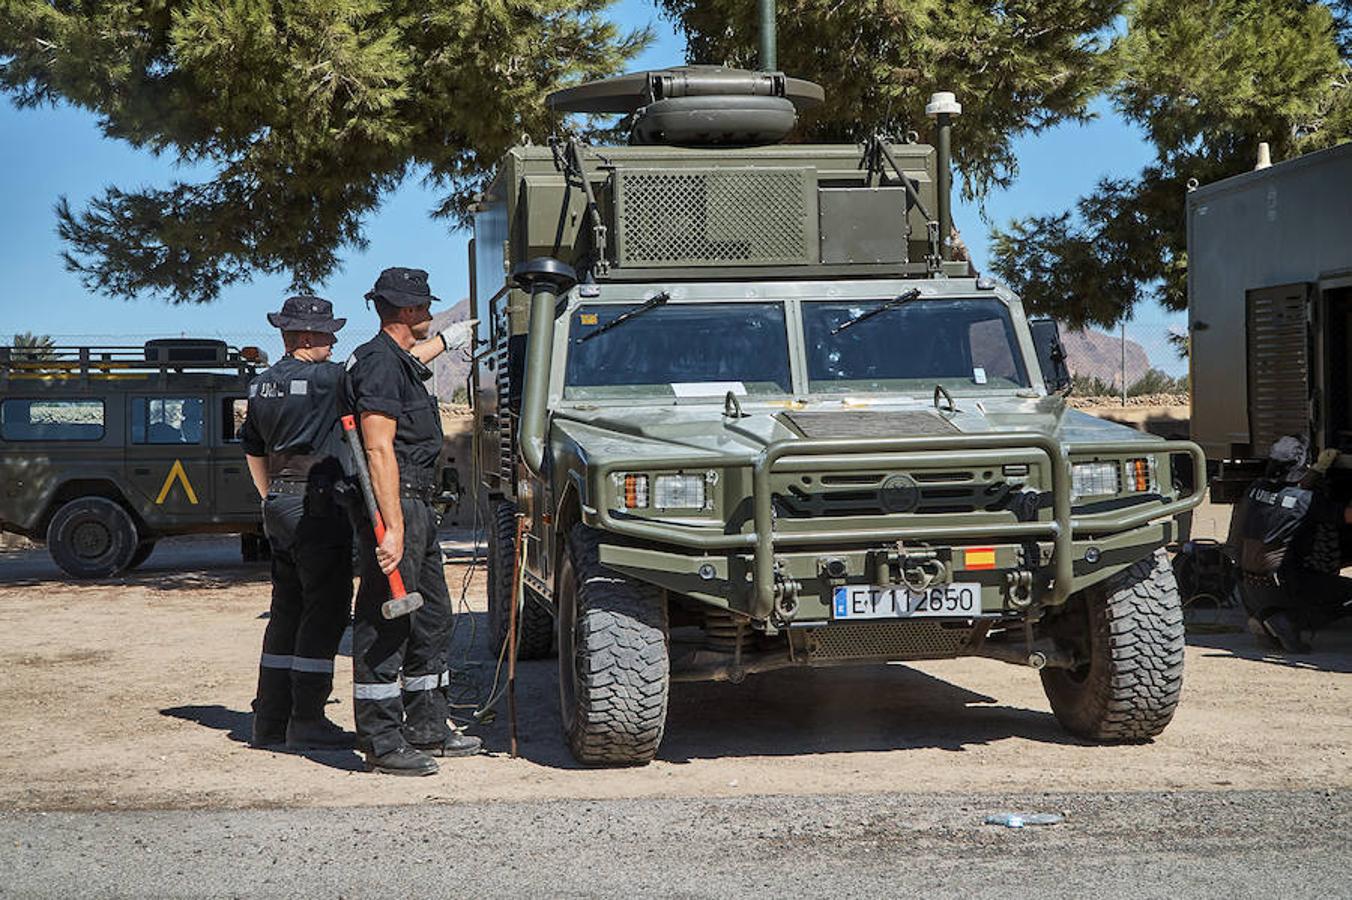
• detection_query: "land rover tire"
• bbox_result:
[1040,549,1184,742]
[557,524,669,766]
[126,540,157,570]
[46,496,139,579]
[487,500,554,660]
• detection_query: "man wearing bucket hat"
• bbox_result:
[340,267,479,775]
[240,295,357,750]
[1229,434,1352,653]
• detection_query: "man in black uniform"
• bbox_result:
[1229,434,1352,653]
[342,267,480,775]
[241,296,355,749]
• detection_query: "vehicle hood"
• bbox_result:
[551,395,1157,467]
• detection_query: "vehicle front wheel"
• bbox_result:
[1040,549,1185,742]
[46,497,139,578]
[557,524,669,766]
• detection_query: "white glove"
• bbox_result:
[1312,447,1340,473]
[437,319,477,353]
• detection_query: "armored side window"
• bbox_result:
[0,399,105,441]
[131,397,205,445]
[221,397,247,442]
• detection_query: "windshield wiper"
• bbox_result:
[829,288,922,336]
[575,291,670,344]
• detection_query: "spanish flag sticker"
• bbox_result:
[964,547,997,570]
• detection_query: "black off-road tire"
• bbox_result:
[46,497,139,578]
[1041,549,1184,742]
[126,540,157,570]
[557,524,669,766]
[1301,522,1342,575]
[487,500,553,660]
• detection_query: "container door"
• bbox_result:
[1246,284,1312,453]
[212,395,261,517]
[124,395,214,525]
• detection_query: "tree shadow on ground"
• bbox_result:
[0,538,269,591]
[450,610,1085,770]
[159,704,365,772]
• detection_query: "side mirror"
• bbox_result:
[1029,318,1072,395]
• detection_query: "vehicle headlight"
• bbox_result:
[1071,461,1120,499]
[1124,457,1157,493]
[653,474,706,510]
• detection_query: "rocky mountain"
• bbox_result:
[1060,328,1151,389]
[429,298,473,402]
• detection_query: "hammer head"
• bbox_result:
[381,592,424,619]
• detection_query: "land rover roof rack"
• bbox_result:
[0,339,267,384]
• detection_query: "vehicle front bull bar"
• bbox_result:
[590,435,1206,614]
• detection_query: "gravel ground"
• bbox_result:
[2,789,1348,898]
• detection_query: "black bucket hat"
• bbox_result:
[266,295,346,333]
[365,267,441,307]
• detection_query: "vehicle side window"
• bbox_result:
[968,318,1020,382]
[132,397,205,445]
[0,399,105,441]
[221,398,247,442]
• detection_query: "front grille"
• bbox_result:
[614,168,815,267]
[797,621,977,662]
[773,473,1009,518]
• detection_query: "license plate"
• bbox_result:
[832,583,982,620]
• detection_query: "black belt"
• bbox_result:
[400,482,438,501]
[269,479,335,496]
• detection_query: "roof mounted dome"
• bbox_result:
[547,66,825,147]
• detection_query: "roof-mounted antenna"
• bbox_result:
[759,0,777,71]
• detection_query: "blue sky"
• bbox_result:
[0,1,1183,371]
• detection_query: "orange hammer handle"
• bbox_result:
[341,414,408,598]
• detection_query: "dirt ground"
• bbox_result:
[0,500,1348,813]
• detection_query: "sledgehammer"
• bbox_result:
[341,414,424,619]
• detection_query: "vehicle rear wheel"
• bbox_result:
[557,524,669,766]
[1040,549,1184,742]
[46,497,138,579]
[487,500,553,660]
[126,540,157,570]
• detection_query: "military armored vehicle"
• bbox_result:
[1188,142,1352,506]
[469,66,1206,765]
[0,339,268,577]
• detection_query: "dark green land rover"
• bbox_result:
[0,339,267,576]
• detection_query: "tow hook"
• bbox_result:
[885,546,950,591]
[1005,568,1034,608]
[771,562,801,625]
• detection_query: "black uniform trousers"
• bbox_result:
[253,489,354,728]
[351,498,453,757]
[1242,570,1352,631]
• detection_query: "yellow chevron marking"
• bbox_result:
[155,459,199,505]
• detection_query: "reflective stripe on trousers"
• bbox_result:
[260,653,335,674]
[355,671,449,699]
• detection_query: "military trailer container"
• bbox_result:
[1188,142,1352,503]
[0,339,267,577]
[469,67,1206,765]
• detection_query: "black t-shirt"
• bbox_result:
[1229,477,1344,575]
[340,331,443,484]
[240,356,348,481]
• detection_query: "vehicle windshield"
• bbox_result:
[564,302,792,399]
[802,297,1030,393]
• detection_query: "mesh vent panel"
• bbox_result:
[615,168,814,267]
[800,621,975,662]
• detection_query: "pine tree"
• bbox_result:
[0,1,647,303]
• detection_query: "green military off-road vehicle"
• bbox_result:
[0,339,268,577]
[470,68,1206,765]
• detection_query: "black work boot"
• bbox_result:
[1262,612,1312,654]
[366,746,439,776]
[286,717,357,750]
[410,728,483,758]
[251,717,288,749]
